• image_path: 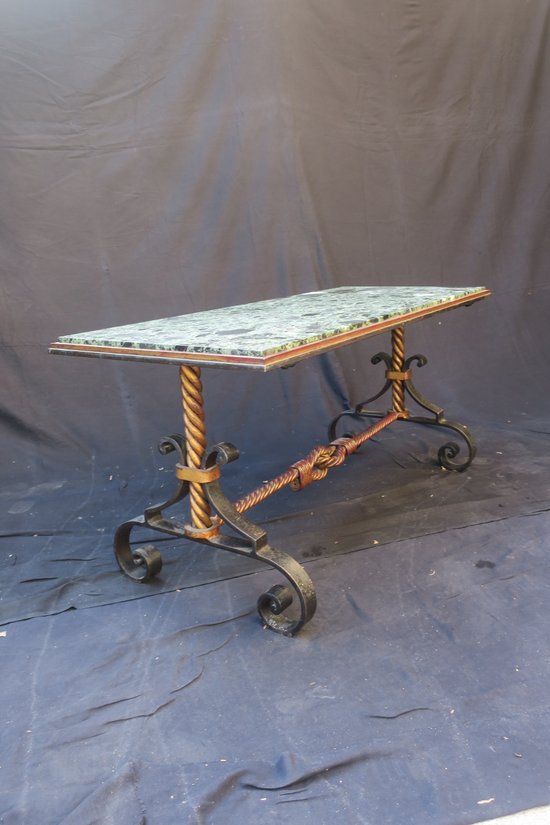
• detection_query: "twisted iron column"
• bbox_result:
[179,365,214,530]
[390,325,407,415]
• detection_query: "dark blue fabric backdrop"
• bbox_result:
[1,2,550,823]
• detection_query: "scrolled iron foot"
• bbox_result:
[202,445,317,635]
[259,584,293,615]
[257,585,295,633]
[403,363,477,472]
[114,520,163,581]
[433,427,476,472]
[253,545,317,636]
[439,441,466,471]
[113,433,189,582]
[401,418,476,472]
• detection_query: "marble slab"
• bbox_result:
[50,285,490,370]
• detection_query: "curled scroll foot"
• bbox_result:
[257,584,296,633]
[253,546,317,636]
[115,519,163,582]
[257,583,306,636]
[436,434,476,472]
[132,545,163,580]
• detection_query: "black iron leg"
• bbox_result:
[329,326,477,472]
[113,436,317,635]
[114,434,188,580]
[114,364,317,636]
[203,443,317,635]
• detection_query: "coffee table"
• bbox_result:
[50,285,490,635]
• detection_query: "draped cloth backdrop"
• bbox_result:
[1,3,550,825]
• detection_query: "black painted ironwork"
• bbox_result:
[114,435,317,636]
[329,349,476,472]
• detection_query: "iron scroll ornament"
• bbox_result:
[328,351,477,472]
[114,434,188,581]
[114,435,317,636]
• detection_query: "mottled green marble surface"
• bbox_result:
[57,286,487,363]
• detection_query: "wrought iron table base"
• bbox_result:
[114,325,476,636]
[329,325,476,472]
[114,437,317,636]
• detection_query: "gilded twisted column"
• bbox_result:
[391,326,406,415]
[180,365,213,529]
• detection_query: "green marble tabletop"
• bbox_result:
[50,285,490,370]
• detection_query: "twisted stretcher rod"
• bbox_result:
[180,336,402,524]
[232,411,399,516]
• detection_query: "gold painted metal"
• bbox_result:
[385,369,412,381]
[389,326,407,415]
[184,518,222,541]
[232,411,398,511]
[175,463,221,483]
[179,365,218,533]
